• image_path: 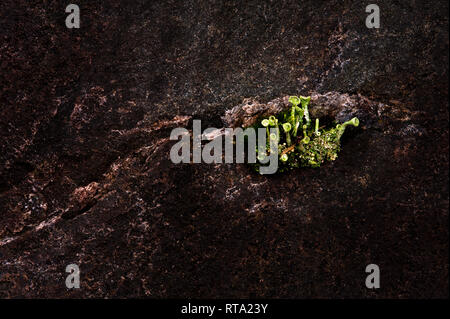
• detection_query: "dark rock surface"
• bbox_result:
[0,0,448,298]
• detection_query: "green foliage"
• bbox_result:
[252,95,359,172]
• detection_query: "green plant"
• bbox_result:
[282,122,292,146]
[252,95,359,172]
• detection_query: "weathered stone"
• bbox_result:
[0,0,448,298]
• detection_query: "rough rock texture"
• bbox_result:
[222,91,400,129]
[0,0,448,298]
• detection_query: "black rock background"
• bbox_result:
[0,0,448,298]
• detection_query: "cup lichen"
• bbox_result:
[252,95,359,173]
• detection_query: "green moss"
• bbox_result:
[251,95,359,173]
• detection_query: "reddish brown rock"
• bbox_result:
[0,0,448,298]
